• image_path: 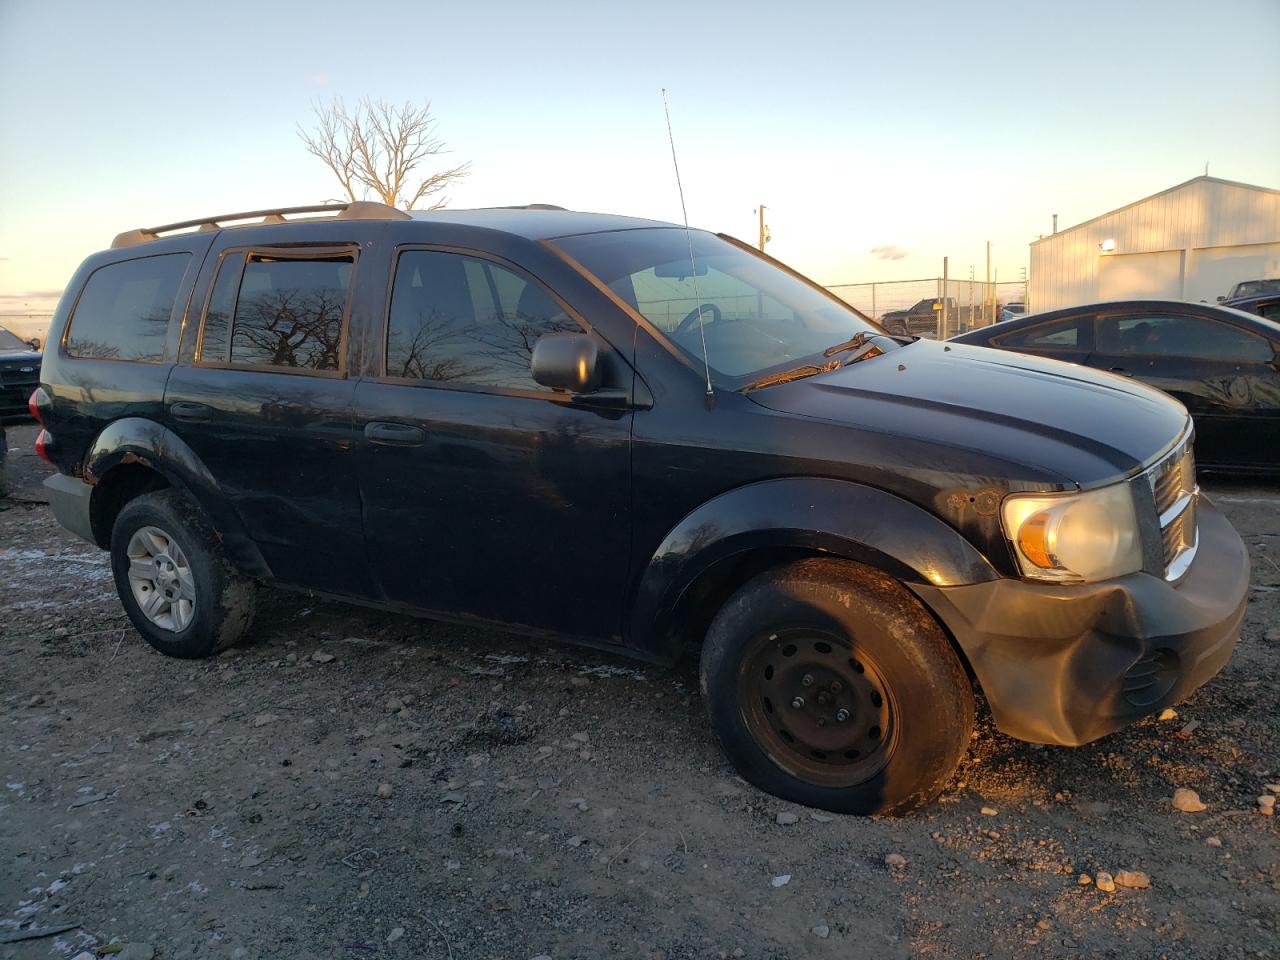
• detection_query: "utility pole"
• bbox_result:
[756,205,770,252]
[940,256,949,339]
[984,240,991,324]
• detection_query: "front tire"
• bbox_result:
[109,490,257,658]
[700,558,974,816]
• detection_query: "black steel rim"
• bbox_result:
[737,628,897,788]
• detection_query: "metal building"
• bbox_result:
[1029,176,1280,312]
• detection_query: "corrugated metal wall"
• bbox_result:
[1029,177,1280,312]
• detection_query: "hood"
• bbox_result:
[0,348,41,363]
[746,340,1189,487]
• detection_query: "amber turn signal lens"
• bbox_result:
[1016,511,1054,568]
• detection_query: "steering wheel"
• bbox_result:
[674,302,723,335]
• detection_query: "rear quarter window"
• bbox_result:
[66,253,190,361]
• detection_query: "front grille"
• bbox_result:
[1145,431,1198,581]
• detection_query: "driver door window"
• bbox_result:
[385,250,582,392]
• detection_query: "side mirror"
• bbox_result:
[531,333,601,393]
[1216,296,1226,303]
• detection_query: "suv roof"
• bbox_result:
[111,200,679,249]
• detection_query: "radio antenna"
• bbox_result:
[661,88,714,400]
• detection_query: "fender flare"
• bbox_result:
[83,417,271,578]
[627,477,999,662]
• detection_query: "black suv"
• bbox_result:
[35,202,1250,815]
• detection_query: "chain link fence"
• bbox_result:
[824,279,1028,339]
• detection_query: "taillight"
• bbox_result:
[28,387,48,426]
[28,388,51,463]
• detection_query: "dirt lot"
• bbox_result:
[1,421,1277,960]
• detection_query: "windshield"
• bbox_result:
[552,228,878,383]
[0,327,30,351]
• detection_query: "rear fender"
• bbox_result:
[627,477,999,663]
[84,417,270,578]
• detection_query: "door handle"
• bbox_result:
[364,421,426,446]
[170,401,212,423]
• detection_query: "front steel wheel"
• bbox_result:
[125,525,197,631]
[738,629,897,788]
[700,558,974,816]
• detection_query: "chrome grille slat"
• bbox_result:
[1145,429,1197,582]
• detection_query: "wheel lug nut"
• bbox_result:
[831,680,843,693]
[836,708,850,722]
[791,697,805,709]
[801,674,814,687]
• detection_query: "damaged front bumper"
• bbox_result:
[911,495,1248,746]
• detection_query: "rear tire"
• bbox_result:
[109,490,256,659]
[700,558,974,816]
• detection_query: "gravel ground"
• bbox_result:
[1,421,1277,960]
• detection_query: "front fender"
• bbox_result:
[627,477,999,662]
[84,417,270,578]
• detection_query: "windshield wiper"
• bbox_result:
[822,332,871,357]
[740,360,839,392]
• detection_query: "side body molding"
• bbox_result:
[627,477,1000,662]
[83,417,271,578]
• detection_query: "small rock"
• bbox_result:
[1172,788,1207,813]
[566,835,586,848]
[1157,707,1178,721]
[770,874,791,887]
[442,791,465,804]
[285,652,298,662]
[776,812,799,825]
[1260,804,1275,817]
[385,697,405,713]
[25,694,45,707]
[1078,873,1092,886]
[884,853,907,869]
[1177,719,1201,737]
[118,946,156,960]
[387,927,404,943]
[1205,836,1222,847]
[376,782,394,799]
[530,955,553,960]
[239,850,267,868]
[811,923,830,939]
[570,731,590,743]
[567,797,589,811]
[809,812,833,823]
[1267,627,1280,642]
[311,651,336,664]
[1258,794,1276,809]
[1095,871,1116,892]
[1114,869,1151,889]
[980,806,998,816]
[1264,783,1280,794]
[252,713,277,727]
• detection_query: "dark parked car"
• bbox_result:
[1222,293,1280,322]
[0,422,8,498]
[1219,278,1280,302]
[34,203,1249,815]
[0,326,42,417]
[879,297,955,338]
[952,299,1280,476]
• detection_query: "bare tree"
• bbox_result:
[298,98,470,210]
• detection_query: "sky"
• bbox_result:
[1,0,1278,338]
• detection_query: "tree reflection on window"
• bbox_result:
[227,256,352,371]
[386,251,581,391]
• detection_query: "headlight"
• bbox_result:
[1001,483,1142,583]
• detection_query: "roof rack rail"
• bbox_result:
[110,200,412,249]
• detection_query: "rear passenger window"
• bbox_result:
[66,253,190,361]
[199,249,354,372]
[1097,314,1270,360]
[385,250,581,391]
[995,317,1079,349]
